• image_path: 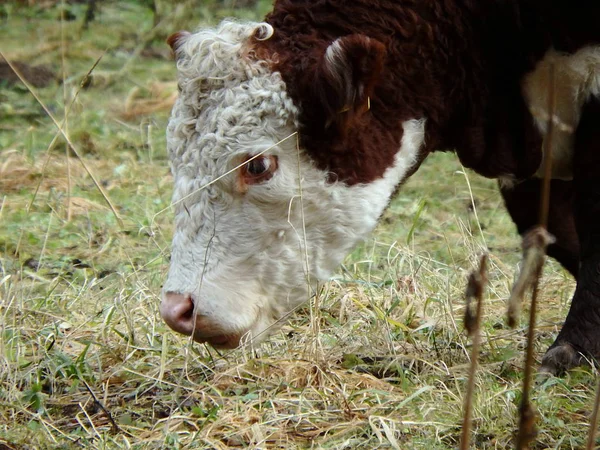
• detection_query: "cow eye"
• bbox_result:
[247,157,270,176]
[240,154,278,188]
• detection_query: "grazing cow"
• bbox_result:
[160,0,600,374]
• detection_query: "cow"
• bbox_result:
[160,0,600,374]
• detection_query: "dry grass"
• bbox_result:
[0,1,598,449]
[120,82,178,121]
[0,151,87,193]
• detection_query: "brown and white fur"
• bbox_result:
[161,0,600,374]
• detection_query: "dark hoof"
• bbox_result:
[540,343,583,375]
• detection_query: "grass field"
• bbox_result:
[0,1,597,448]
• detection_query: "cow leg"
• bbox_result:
[500,179,579,278]
[541,97,600,374]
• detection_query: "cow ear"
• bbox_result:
[317,35,386,129]
[167,31,191,58]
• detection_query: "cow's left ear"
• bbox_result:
[316,35,386,129]
[167,31,191,59]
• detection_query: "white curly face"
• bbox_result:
[161,21,426,348]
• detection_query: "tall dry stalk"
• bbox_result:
[587,376,600,449]
[460,254,488,450]
[512,62,557,450]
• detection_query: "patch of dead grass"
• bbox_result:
[0,151,84,193]
[120,82,178,121]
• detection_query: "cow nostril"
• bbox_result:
[161,291,196,336]
[181,298,194,320]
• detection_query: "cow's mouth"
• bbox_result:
[160,291,251,348]
[194,333,241,349]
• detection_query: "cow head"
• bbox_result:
[161,20,426,348]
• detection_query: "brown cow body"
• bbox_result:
[162,0,600,374]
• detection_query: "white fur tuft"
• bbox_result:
[324,39,354,104]
[522,45,600,180]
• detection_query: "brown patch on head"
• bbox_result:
[236,154,279,194]
[257,25,406,185]
[255,2,439,186]
[167,31,191,55]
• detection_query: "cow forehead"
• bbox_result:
[174,20,273,86]
[168,20,298,179]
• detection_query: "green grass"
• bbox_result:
[0,1,596,449]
